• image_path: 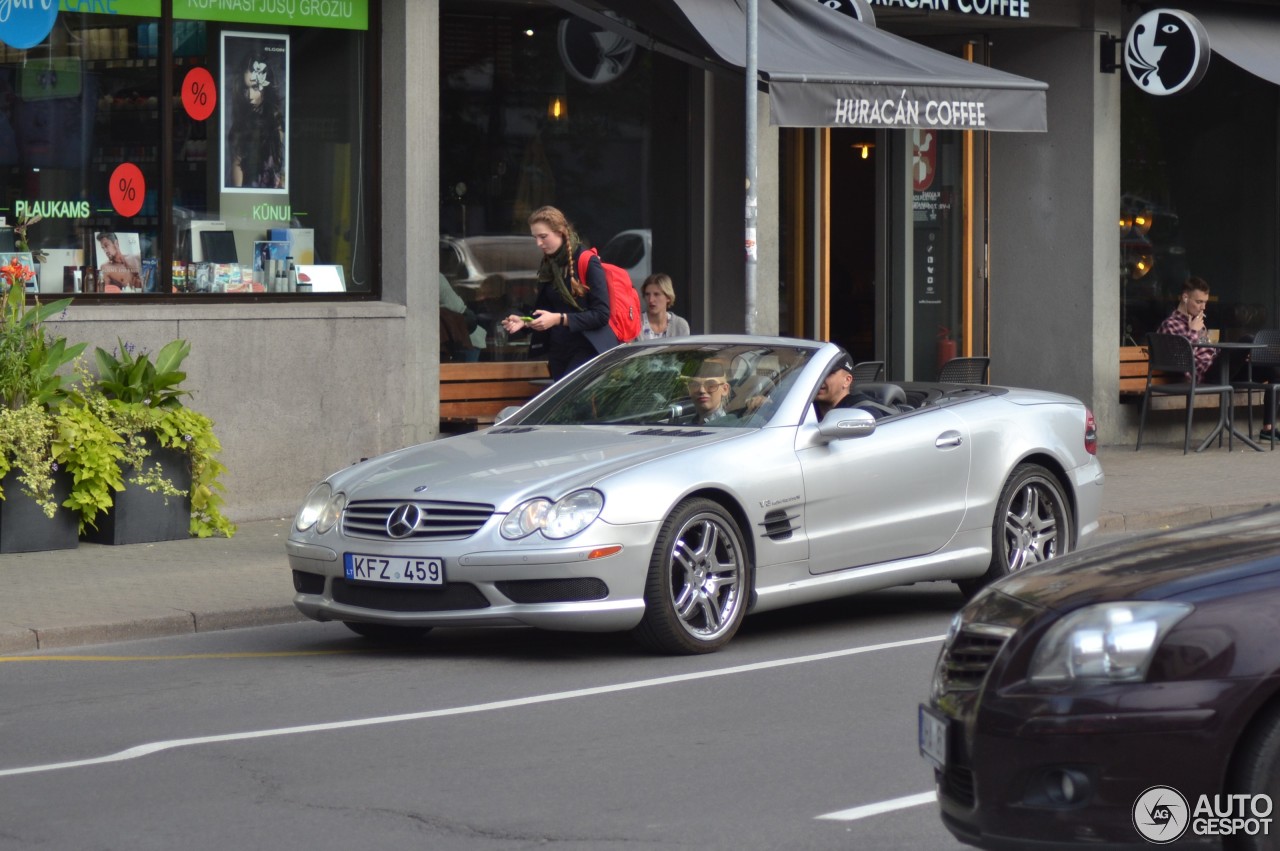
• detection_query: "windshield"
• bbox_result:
[519,342,818,428]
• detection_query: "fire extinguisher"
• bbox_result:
[937,326,957,375]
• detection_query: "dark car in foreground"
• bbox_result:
[922,507,1280,850]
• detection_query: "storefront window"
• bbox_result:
[440,0,666,363]
[1121,52,1278,344]
[0,2,374,298]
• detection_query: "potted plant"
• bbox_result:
[76,338,236,543]
[0,258,86,552]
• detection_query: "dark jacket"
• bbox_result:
[529,247,618,377]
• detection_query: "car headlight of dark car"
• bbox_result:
[295,482,346,534]
[1028,601,1194,682]
[501,489,604,540]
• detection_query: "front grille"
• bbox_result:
[939,629,1008,691]
[944,765,977,808]
[292,570,325,594]
[495,578,609,603]
[332,579,489,612]
[342,499,494,541]
[940,729,977,807]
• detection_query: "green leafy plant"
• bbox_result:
[93,338,190,408]
[89,340,235,538]
[0,265,83,410]
[0,274,87,517]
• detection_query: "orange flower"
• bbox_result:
[0,257,32,290]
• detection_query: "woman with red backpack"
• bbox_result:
[501,205,618,379]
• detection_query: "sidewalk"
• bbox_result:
[2,443,1278,654]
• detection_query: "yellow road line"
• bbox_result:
[0,649,378,663]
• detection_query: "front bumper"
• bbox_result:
[287,519,660,633]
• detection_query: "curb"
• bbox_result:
[1098,501,1276,535]
[0,606,306,655]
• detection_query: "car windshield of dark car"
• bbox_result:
[522,343,817,427]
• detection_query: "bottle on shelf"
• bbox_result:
[286,256,296,293]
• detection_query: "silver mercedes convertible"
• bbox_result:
[289,336,1103,654]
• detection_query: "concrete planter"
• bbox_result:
[0,469,79,553]
[82,441,192,546]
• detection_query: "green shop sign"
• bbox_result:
[61,0,368,31]
[176,0,368,30]
[62,1,162,15]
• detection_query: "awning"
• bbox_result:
[557,0,1047,132]
[1193,6,1280,88]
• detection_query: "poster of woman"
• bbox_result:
[220,32,289,193]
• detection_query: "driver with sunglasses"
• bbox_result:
[682,360,737,425]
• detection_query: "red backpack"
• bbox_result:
[577,247,642,344]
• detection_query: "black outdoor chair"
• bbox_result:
[1137,332,1233,454]
[851,360,885,382]
[1232,328,1280,451]
[938,356,989,383]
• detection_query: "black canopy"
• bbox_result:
[559,0,1048,132]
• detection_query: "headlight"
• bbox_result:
[501,490,604,540]
[1028,601,1193,682]
[317,491,346,534]
[295,483,332,532]
[295,482,345,534]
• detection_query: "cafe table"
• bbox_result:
[1193,339,1266,452]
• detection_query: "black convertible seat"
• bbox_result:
[858,382,908,409]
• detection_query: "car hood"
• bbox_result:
[988,506,1280,611]
[328,426,748,508]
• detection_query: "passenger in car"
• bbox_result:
[815,355,893,419]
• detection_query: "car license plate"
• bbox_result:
[344,553,445,586]
[918,704,948,770]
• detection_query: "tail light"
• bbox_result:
[1084,408,1097,455]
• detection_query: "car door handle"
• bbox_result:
[935,431,963,448]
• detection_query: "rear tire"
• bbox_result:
[1226,704,1280,851]
[632,497,751,655]
[342,622,433,644]
[957,463,1072,598]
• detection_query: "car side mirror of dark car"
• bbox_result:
[817,407,876,442]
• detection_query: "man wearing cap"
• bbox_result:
[815,355,885,419]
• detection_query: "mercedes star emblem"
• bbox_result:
[386,503,422,539]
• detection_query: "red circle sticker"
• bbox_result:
[181,67,216,122]
[109,163,145,218]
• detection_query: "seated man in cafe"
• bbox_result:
[1159,276,1280,440]
[1158,276,1216,382]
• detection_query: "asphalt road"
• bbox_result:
[1,583,971,851]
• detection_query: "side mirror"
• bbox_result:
[494,405,521,425]
[817,407,876,442]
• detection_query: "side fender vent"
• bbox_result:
[760,508,798,540]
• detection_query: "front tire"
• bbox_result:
[343,621,433,644]
[957,463,1072,598]
[1227,704,1280,851]
[632,498,751,655]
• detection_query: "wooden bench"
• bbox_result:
[439,361,551,433]
[1119,344,1174,396]
[1120,344,1257,411]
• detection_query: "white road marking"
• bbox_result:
[0,634,944,778]
[817,791,938,821]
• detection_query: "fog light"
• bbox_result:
[1043,769,1092,806]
